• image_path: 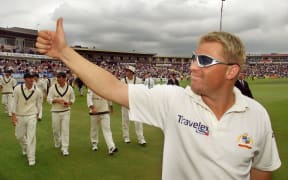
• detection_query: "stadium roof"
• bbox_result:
[73,47,157,56]
[0,27,37,36]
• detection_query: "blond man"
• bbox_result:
[36,18,281,180]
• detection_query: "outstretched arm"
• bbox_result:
[36,18,128,107]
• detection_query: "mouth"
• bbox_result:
[191,74,201,81]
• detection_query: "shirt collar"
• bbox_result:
[184,86,248,113]
[23,84,35,91]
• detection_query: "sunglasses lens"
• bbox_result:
[198,55,213,66]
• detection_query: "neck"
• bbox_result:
[127,75,134,80]
[25,84,33,89]
[59,82,66,87]
[201,89,235,120]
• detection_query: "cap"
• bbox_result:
[56,72,67,78]
[4,70,12,74]
[33,73,39,78]
[125,65,135,73]
[23,73,34,78]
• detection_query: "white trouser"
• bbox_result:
[121,107,145,141]
[79,87,83,96]
[38,105,42,119]
[15,114,37,162]
[52,110,70,151]
[38,91,43,119]
[1,94,6,106]
[2,93,13,115]
[90,113,115,149]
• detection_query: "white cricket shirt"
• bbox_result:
[128,84,281,180]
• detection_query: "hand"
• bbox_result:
[54,98,65,104]
[90,106,98,113]
[63,101,71,107]
[109,106,114,113]
[35,18,68,59]
[11,115,17,126]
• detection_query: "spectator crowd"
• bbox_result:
[1,58,287,82]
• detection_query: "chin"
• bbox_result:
[190,85,202,95]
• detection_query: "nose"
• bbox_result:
[190,59,200,72]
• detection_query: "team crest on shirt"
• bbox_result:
[237,133,253,149]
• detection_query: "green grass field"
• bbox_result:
[0,78,287,180]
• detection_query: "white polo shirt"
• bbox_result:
[128,85,281,180]
[12,84,42,116]
[86,89,111,112]
[0,76,17,93]
[47,83,75,112]
[121,75,142,112]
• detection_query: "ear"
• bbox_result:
[225,65,240,80]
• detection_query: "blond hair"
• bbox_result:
[198,31,246,70]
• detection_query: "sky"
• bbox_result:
[1,0,288,56]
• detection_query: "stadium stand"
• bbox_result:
[0,26,287,80]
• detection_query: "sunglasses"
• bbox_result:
[191,52,237,68]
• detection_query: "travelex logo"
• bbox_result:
[177,115,209,136]
[237,133,253,149]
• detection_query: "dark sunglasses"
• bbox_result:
[191,52,237,68]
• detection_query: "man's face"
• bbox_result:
[125,69,133,78]
[24,77,34,88]
[190,42,229,95]
[238,73,245,80]
[145,73,150,78]
[57,76,66,85]
[5,73,11,78]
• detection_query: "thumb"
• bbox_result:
[56,17,65,36]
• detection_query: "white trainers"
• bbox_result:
[139,139,146,145]
[22,147,27,156]
[62,149,69,156]
[108,147,118,155]
[92,143,98,151]
[55,142,61,148]
[28,160,36,166]
[124,138,131,144]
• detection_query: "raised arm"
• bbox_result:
[35,18,128,107]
